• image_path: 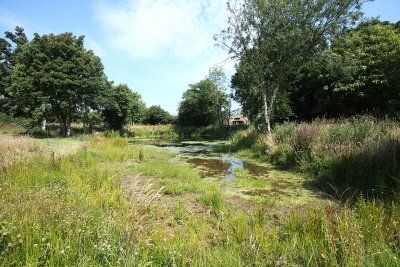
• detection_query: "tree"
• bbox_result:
[231,51,293,125]
[217,0,366,132]
[292,20,400,119]
[206,66,231,128]
[127,91,147,125]
[8,32,108,136]
[102,84,147,130]
[0,26,28,115]
[145,105,173,125]
[177,77,229,127]
[327,20,400,117]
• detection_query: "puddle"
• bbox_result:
[186,155,249,180]
[186,158,230,178]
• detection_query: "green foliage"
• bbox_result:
[177,76,229,127]
[0,112,26,126]
[293,20,400,119]
[138,148,144,162]
[233,117,400,197]
[8,32,108,136]
[269,143,296,169]
[219,0,364,130]
[102,84,146,131]
[175,125,231,140]
[144,105,173,125]
[0,27,28,116]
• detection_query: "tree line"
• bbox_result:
[217,0,400,132]
[0,28,174,136]
[2,0,399,135]
[176,0,400,131]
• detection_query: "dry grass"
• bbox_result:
[0,135,87,170]
[0,136,37,169]
[123,174,164,209]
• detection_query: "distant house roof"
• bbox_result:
[228,114,249,126]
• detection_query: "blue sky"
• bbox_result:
[1,0,399,115]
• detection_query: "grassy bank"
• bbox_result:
[231,116,400,198]
[1,134,400,265]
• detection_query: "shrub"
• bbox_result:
[138,148,145,162]
[269,144,296,169]
[290,126,319,161]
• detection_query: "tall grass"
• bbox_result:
[126,124,178,139]
[0,137,135,265]
[231,116,400,197]
[1,134,400,265]
[0,136,37,169]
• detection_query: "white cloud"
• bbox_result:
[95,0,228,60]
[94,0,238,115]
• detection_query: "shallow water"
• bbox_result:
[143,140,269,180]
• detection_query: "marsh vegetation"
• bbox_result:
[1,120,399,266]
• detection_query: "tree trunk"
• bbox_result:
[261,87,271,133]
[59,117,71,137]
[41,119,47,133]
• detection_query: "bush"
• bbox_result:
[269,144,296,169]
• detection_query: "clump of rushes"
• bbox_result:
[138,148,145,162]
[198,191,223,215]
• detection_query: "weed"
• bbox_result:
[198,191,223,215]
[138,148,145,162]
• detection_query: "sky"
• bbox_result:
[0,0,399,115]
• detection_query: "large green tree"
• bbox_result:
[0,26,28,115]
[218,0,366,132]
[8,32,108,136]
[102,84,147,130]
[292,20,400,119]
[178,76,230,127]
[145,105,173,125]
[206,66,231,128]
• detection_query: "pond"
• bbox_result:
[136,139,269,180]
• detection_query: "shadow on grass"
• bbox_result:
[300,136,400,203]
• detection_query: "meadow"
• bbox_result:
[1,119,400,266]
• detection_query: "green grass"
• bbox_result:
[231,116,400,198]
[126,124,178,140]
[198,191,223,215]
[132,159,219,195]
[1,133,400,266]
[232,169,269,188]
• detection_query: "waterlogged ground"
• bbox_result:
[129,139,324,213]
[2,135,398,266]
